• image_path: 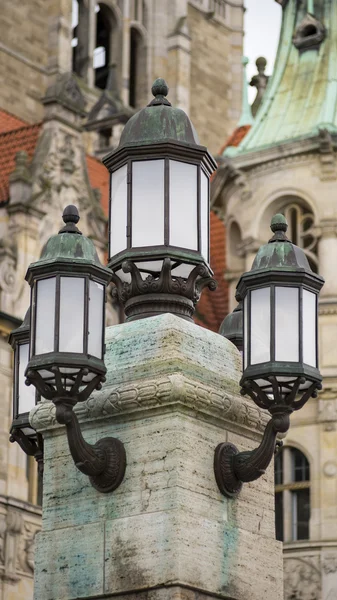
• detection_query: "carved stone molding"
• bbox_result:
[284,556,321,600]
[318,397,337,431]
[317,129,337,181]
[323,554,337,574]
[30,373,269,435]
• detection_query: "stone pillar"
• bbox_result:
[31,314,283,600]
[167,13,191,113]
[318,221,337,300]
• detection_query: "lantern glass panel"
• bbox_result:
[132,160,165,247]
[200,170,209,262]
[88,280,104,358]
[244,295,248,369]
[18,343,36,414]
[35,277,56,355]
[110,164,128,256]
[250,287,270,365]
[275,287,299,362]
[169,160,198,250]
[59,277,85,353]
[303,289,316,367]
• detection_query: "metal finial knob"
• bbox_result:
[62,205,80,225]
[148,78,171,107]
[270,213,288,233]
[59,205,82,235]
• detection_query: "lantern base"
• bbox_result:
[111,258,217,322]
[214,443,243,498]
[124,292,195,322]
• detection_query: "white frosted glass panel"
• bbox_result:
[35,278,56,355]
[132,160,164,247]
[275,287,299,362]
[170,160,198,250]
[250,287,270,365]
[303,290,316,367]
[110,165,128,256]
[244,295,248,369]
[88,281,104,358]
[59,277,84,353]
[18,344,35,414]
[200,170,209,261]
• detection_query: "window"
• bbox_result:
[72,0,90,79]
[94,4,114,89]
[275,447,310,542]
[283,204,318,272]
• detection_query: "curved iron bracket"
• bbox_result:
[54,400,126,493]
[214,377,321,498]
[10,429,44,476]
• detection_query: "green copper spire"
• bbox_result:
[225,0,331,157]
[237,57,254,127]
[308,0,314,14]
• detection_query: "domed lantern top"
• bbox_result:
[236,214,324,400]
[103,79,217,322]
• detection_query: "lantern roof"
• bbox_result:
[219,301,243,350]
[237,214,324,297]
[117,78,200,149]
[9,308,30,349]
[25,206,111,283]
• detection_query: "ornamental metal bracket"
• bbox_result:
[111,257,217,322]
[214,376,321,498]
[26,368,126,494]
[9,429,44,476]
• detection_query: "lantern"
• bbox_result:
[103,78,217,321]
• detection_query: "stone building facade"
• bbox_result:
[212,1,337,598]
[0,0,244,597]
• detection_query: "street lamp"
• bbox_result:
[24,205,126,493]
[214,214,324,497]
[103,78,217,322]
[9,309,43,473]
[219,301,243,353]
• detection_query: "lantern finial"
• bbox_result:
[59,205,82,235]
[269,213,289,242]
[148,78,171,107]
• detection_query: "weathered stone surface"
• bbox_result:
[33,315,283,600]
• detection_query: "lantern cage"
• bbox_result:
[237,214,324,404]
[103,79,217,322]
[213,214,324,499]
[25,206,111,403]
[23,206,126,494]
[9,309,43,472]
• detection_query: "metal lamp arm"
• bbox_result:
[214,410,290,497]
[54,400,126,494]
[232,411,289,483]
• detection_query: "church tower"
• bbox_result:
[213,1,337,598]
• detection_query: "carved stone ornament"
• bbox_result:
[293,13,326,53]
[284,556,321,600]
[318,129,337,181]
[30,373,269,435]
[43,72,86,115]
[323,554,337,574]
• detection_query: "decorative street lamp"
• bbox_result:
[219,301,243,353]
[103,78,217,322]
[24,205,126,493]
[214,214,324,497]
[9,309,43,473]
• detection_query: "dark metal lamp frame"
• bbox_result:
[214,219,324,498]
[9,311,44,475]
[103,141,217,322]
[24,207,126,494]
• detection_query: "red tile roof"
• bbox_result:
[0,110,28,134]
[0,121,42,204]
[195,124,251,332]
[86,154,109,216]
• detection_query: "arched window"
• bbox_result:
[72,0,90,79]
[129,27,147,108]
[283,204,318,273]
[275,446,310,542]
[94,3,116,89]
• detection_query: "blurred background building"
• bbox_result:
[0,0,244,597]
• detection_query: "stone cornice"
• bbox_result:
[30,372,269,436]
